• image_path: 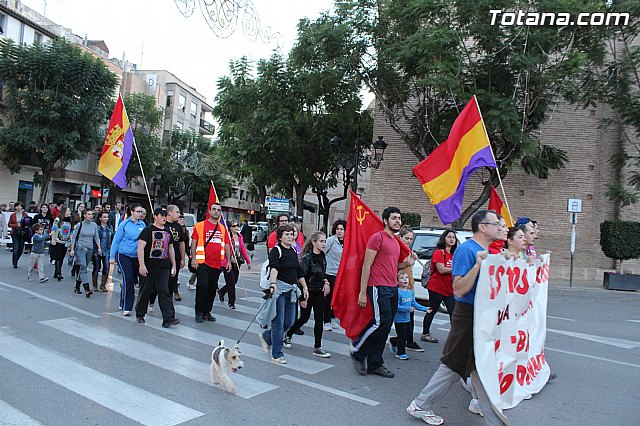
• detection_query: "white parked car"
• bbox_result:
[410,228,473,304]
[251,224,267,243]
[182,213,196,240]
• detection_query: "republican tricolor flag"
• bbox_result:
[98,94,134,189]
[413,96,497,224]
[489,186,513,227]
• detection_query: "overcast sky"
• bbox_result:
[22,0,335,103]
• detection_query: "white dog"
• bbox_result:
[210,339,244,393]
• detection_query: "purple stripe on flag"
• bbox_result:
[111,128,134,189]
[434,146,497,224]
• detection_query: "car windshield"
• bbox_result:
[412,234,441,260]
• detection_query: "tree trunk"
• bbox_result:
[293,182,305,216]
[37,168,53,207]
[451,170,499,228]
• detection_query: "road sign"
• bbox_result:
[266,197,290,214]
[102,188,110,198]
[567,198,582,213]
[81,193,90,203]
[81,184,92,195]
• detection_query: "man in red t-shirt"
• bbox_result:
[190,203,231,323]
[351,206,405,379]
[267,214,291,250]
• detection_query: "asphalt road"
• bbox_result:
[0,244,638,426]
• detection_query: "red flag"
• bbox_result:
[488,186,513,227]
[332,191,412,340]
[206,181,220,219]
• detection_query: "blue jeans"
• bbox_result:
[11,233,25,267]
[75,248,93,284]
[261,290,296,359]
[116,253,138,311]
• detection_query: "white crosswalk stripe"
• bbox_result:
[0,399,44,425]
[172,304,352,355]
[109,312,333,375]
[40,317,278,399]
[0,331,204,426]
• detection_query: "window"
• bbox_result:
[34,32,43,44]
[0,14,6,34]
[178,94,186,112]
[190,101,197,117]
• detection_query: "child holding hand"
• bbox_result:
[392,271,427,360]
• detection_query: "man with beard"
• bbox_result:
[350,206,403,378]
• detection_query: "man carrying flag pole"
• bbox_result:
[331,192,411,378]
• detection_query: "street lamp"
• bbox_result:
[329,132,388,193]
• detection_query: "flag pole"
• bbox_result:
[473,95,515,224]
[132,137,153,212]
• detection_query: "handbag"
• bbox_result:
[235,248,245,265]
[259,245,281,289]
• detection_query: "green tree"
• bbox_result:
[568,1,640,207]
[157,129,231,207]
[0,38,118,206]
[295,0,615,225]
[214,55,370,229]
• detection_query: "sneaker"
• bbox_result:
[217,289,224,302]
[39,277,49,283]
[350,353,367,375]
[136,317,145,324]
[272,357,287,364]
[27,276,33,282]
[396,354,410,360]
[323,323,332,331]
[468,399,483,416]
[388,340,397,354]
[188,284,196,290]
[406,342,424,352]
[162,318,181,328]
[421,333,439,343]
[313,348,331,358]
[147,304,154,313]
[203,314,216,322]
[257,333,271,353]
[331,320,340,330]
[228,304,236,310]
[123,311,131,316]
[283,336,292,349]
[406,401,444,425]
[369,365,394,378]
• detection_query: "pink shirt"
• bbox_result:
[366,230,400,287]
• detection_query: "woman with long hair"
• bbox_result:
[421,229,458,344]
[92,211,113,292]
[284,231,332,357]
[218,220,251,309]
[322,219,346,331]
[33,203,53,233]
[50,206,72,280]
[69,210,101,297]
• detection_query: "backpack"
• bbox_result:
[259,245,282,289]
[421,249,444,289]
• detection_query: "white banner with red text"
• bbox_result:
[474,253,551,411]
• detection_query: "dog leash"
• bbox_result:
[235,289,273,346]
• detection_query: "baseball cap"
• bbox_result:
[515,217,531,226]
[154,207,168,216]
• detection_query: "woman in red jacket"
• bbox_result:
[218,221,251,309]
[8,201,30,268]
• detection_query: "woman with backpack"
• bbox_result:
[69,210,101,297]
[421,229,458,344]
[50,206,73,280]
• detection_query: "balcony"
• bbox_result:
[199,118,215,135]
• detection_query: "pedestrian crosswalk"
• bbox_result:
[2,271,460,424]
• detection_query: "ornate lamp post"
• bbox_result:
[329,132,388,193]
